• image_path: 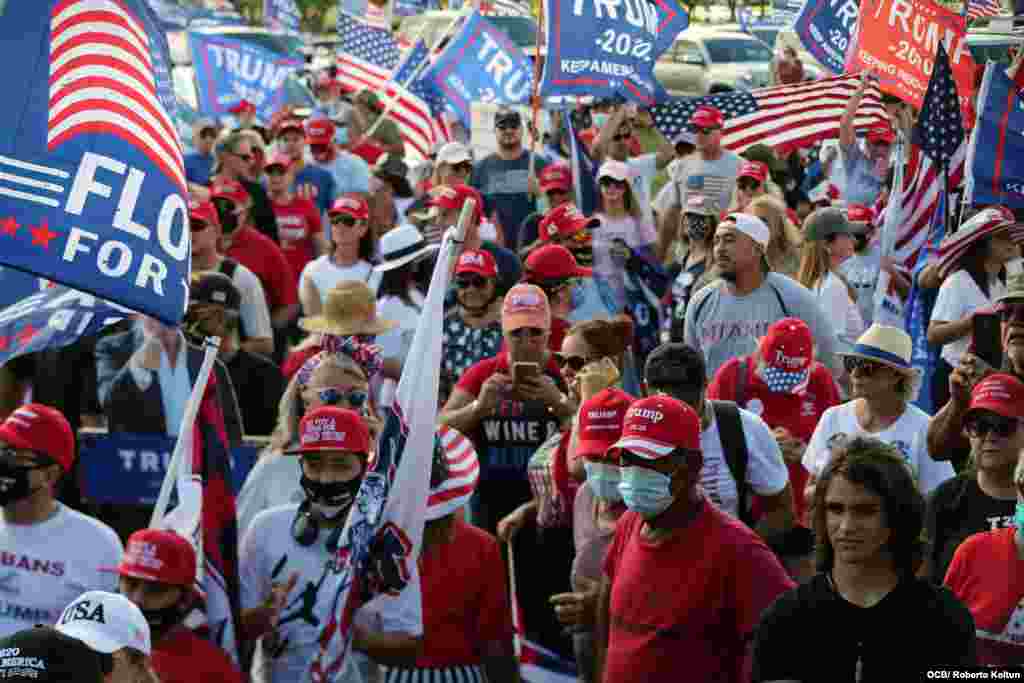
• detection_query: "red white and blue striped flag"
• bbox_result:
[966,0,1004,21]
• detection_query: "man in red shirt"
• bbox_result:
[212,178,300,354]
[594,395,794,683]
[111,528,242,683]
[265,151,326,287]
[707,317,841,522]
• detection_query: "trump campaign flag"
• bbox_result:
[793,0,859,75]
[264,0,302,33]
[427,11,534,129]
[539,0,687,105]
[189,32,303,124]
[310,220,460,680]
[0,0,190,326]
[965,62,1024,209]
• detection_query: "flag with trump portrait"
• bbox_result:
[0,0,190,326]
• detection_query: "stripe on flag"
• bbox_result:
[967,0,1003,20]
[893,142,966,269]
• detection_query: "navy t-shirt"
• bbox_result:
[184,151,214,187]
[471,151,547,249]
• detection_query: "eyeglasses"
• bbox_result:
[265,167,287,177]
[509,327,545,339]
[737,179,761,192]
[495,121,521,130]
[232,151,253,162]
[599,177,627,189]
[965,415,1019,439]
[190,220,209,232]
[1000,302,1024,324]
[694,127,720,135]
[843,356,887,376]
[451,162,473,174]
[331,214,358,227]
[553,353,593,372]
[455,275,488,290]
[317,386,369,414]
[0,447,47,469]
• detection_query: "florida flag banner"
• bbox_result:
[0,0,190,326]
[311,226,458,680]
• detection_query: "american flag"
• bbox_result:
[911,43,965,167]
[48,0,186,190]
[336,15,450,158]
[650,75,889,153]
[481,0,532,16]
[893,142,966,268]
[967,0,1003,21]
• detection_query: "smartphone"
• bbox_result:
[973,313,1003,370]
[513,362,540,386]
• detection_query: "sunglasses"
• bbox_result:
[331,214,358,227]
[599,177,627,189]
[310,144,330,155]
[0,447,48,469]
[451,162,473,174]
[965,415,1019,439]
[496,121,521,130]
[200,129,217,139]
[317,386,369,413]
[694,126,720,135]
[554,231,592,247]
[509,327,545,339]
[190,220,209,232]
[737,179,761,192]
[265,167,288,177]
[232,151,253,162]
[213,197,238,216]
[1000,302,1024,324]
[843,356,888,376]
[553,353,593,372]
[455,275,488,290]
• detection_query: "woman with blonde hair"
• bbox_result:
[749,194,802,279]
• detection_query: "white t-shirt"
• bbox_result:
[652,156,687,216]
[814,272,865,350]
[375,291,424,408]
[0,505,123,637]
[700,405,790,519]
[591,214,657,311]
[235,453,303,534]
[300,257,383,310]
[802,401,955,494]
[931,270,1006,367]
[240,504,422,683]
[628,153,659,228]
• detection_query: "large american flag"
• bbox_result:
[650,76,889,153]
[893,142,966,268]
[48,0,186,190]
[966,0,1003,21]
[481,0,532,16]
[336,14,450,158]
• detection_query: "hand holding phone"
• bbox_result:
[513,362,541,388]
[972,313,1003,371]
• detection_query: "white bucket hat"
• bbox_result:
[373,224,439,272]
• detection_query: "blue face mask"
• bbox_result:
[591,112,609,130]
[1015,501,1024,530]
[570,282,586,311]
[335,126,349,146]
[584,461,622,502]
[619,465,674,518]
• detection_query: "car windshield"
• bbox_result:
[487,16,537,48]
[750,28,780,47]
[704,37,774,63]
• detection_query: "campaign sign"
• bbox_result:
[539,0,687,105]
[966,63,1024,209]
[793,0,859,74]
[79,431,261,505]
[428,12,535,128]
[264,0,301,33]
[847,0,975,117]
[0,284,129,366]
[190,32,303,124]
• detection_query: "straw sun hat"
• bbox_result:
[837,324,917,376]
[299,281,396,336]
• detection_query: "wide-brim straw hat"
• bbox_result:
[999,273,1024,305]
[935,206,1014,279]
[836,324,917,375]
[299,281,397,336]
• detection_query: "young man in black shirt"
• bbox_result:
[753,436,976,682]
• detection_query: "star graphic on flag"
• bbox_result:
[16,325,36,346]
[0,217,18,236]
[29,219,59,249]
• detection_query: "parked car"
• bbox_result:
[654,27,777,95]
[397,11,541,55]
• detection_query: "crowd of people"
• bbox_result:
[2,61,1024,682]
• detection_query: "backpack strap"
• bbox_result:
[735,357,749,409]
[711,399,753,527]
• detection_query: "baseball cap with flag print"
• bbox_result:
[758,318,814,394]
[426,425,480,521]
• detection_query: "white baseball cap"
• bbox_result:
[436,142,472,166]
[55,591,152,656]
[724,212,771,250]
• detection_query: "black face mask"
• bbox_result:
[571,247,594,267]
[214,199,238,234]
[140,602,186,635]
[0,462,41,506]
[686,215,709,243]
[300,475,362,515]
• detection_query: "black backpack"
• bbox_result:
[710,355,753,527]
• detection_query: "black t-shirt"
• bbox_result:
[225,348,285,437]
[925,475,1016,584]
[752,573,976,682]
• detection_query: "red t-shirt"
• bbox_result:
[456,351,563,397]
[707,356,840,522]
[602,502,795,683]
[414,518,514,667]
[282,343,323,381]
[225,226,298,310]
[151,627,243,683]
[271,195,322,286]
[944,527,1024,666]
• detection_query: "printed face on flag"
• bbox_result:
[539,0,687,104]
[263,0,301,33]
[0,0,191,325]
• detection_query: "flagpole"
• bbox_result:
[526,0,546,199]
[149,336,222,528]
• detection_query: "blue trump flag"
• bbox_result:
[427,11,534,129]
[793,0,859,74]
[190,32,303,124]
[264,0,302,33]
[539,0,687,105]
[966,62,1024,209]
[0,0,190,326]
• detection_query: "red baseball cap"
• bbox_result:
[210,179,250,207]
[328,194,369,220]
[610,395,700,458]
[455,249,498,278]
[0,404,74,472]
[866,125,895,145]
[428,184,483,225]
[577,388,634,460]
[305,117,335,145]
[501,283,551,332]
[539,164,572,193]
[228,99,255,115]
[738,160,769,184]
[524,244,592,280]
[188,200,220,231]
[689,105,724,129]
[286,406,371,455]
[538,204,599,242]
[966,373,1024,420]
[109,529,197,588]
[758,317,813,394]
[848,204,876,225]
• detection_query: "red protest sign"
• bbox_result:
[847,0,976,121]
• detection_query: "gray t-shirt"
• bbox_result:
[840,140,884,207]
[837,243,882,328]
[471,151,547,249]
[669,150,744,215]
[684,272,840,380]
